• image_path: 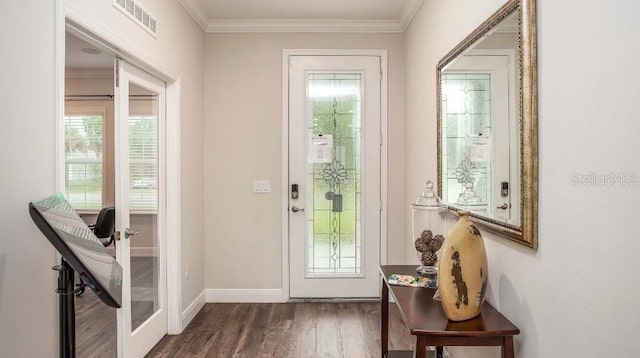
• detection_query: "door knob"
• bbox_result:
[124,227,138,239]
[291,205,305,213]
[496,203,509,210]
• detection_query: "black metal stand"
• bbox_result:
[52,258,79,358]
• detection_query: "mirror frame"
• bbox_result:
[436,0,538,249]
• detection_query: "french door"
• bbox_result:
[115,60,167,357]
[288,55,382,298]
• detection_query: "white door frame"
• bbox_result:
[115,60,168,358]
[281,49,388,302]
[53,0,183,335]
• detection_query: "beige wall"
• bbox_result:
[203,33,406,289]
[405,0,640,357]
[0,2,57,356]
[0,0,204,355]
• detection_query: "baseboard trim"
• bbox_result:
[182,290,206,330]
[206,288,284,303]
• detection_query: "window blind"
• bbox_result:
[64,114,104,209]
[129,115,158,210]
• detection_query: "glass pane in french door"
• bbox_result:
[128,83,159,331]
[306,73,362,277]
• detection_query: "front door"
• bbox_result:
[443,50,518,221]
[115,60,167,357]
[288,55,382,298]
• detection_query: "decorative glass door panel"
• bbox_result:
[442,73,493,211]
[441,53,516,222]
[306,73,362,277]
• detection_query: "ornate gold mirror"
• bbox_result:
[437,0,537,249]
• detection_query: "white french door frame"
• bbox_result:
[281,49,388,302]
[53,0,183,344]
[116,59,168,358]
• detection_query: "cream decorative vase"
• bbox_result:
[438,211,488,321]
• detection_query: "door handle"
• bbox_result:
[124,227,138,239]
[496,203,509,210]
[291,205,305,213]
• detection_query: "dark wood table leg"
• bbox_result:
[436,346,444,358]
[415,336,427,358]
[502,336,515,358]
[381,277,388,358]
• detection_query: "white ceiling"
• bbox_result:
[178,0,425,33]
[65,32,115,69]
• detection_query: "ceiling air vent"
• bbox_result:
[113,0,157,38]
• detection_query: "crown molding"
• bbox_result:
[399,0,425,31]
[177,0,208,31]
[206,19,405,33]
[179,0,425,33]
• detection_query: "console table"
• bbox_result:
[380,265,520,358]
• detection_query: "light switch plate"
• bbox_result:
[253,180,271,193]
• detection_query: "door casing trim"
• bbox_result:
[281,49,388,302]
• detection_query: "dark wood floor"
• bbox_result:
[76,257,157,357]
[147,302,415,357]
[76,257,417,357]
[76,288,117,357]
